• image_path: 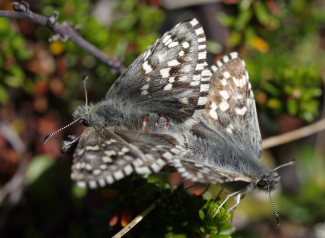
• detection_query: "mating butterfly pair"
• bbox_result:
[58,19,280,204]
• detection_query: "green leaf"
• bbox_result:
[287,99,298,115]
[0,84,9,104]
[27,155,54,185]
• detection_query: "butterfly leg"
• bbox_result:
[226,193,242,215]
[213,190,241,217]
[61,135,80,154]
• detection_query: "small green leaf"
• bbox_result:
[27,155,54,185]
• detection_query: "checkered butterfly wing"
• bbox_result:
[71,127,183,188]
[70,19,211,188]
[172,53,262,184]
[106,18,211,121]
[205,52,262,158]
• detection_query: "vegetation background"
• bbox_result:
[0,0,325,237]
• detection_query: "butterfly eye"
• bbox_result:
[257,178,267,188]
[82,119,90,127]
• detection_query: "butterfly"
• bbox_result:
[55,18,284,215]
[66,18,212,188]
[169,52,283,214]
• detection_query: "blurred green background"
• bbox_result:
[0,0,325,237]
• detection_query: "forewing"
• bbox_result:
[170,159,253,184]
[106,18,211,121]
[204,52,262,158]
[72,127,183,188]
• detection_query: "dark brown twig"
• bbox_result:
[0,2,125,74]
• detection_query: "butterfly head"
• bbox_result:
[256,170,280,191]
[73,105,92,126]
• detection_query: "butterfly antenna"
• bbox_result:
[273,160,295,171]
[43,118,81,144]
[266,181,280,228]
[82,75,89,111]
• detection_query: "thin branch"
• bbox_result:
[0,123,28,205]
[0,2,125,74]
[262,118,325,149]
[112,201,156,238]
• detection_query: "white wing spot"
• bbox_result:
[219,90,229,100]
[211,65,218,72]
[221,78,227,86]
[93,169,101,175]
[141,84,149,90]
[233,77,241,87]
[217,61,223,67]
[98,179,106,187]
[198,44,206,50]
[190,81,200,86]
[104,150,116,156]
[163,83,173,91]
[201,69,211,77]
[182,42,190,49]
[190,18,199,26]
[193,75,201,81]
[195,27,204,35]
[156,159,166,167]
[183,65,192,73]
[179,50,185,56]
[160,68,170,78]
[197,97,208,105]
[219,101,229,111]
[102,156,112,163]
[162,34,171,44]
[195,63,205,70]
[209,102,218,120]
[197,36,206,43]
[106,175,114,184]
[209,109,218,120]
[178,76,187,81]
[200,84,209,92]
[165,38,172,46]
[85,145,100,151]
[89,181,97,189]
[163,152,173,160]
[114,170,124,180]
[124,164,133,175]
[230,52,238,59]
[168,59,180,67]
[142,60,153,74]
[135,166,151,174]
[198,52,206,60]
[179,97,189,104]
[168,77,175,83]
[150,163,161,172]
[223,71,231,78]
[168,41,179,48]
[235,106,248,115]
[223,55,230,62]
[133,159,143,167]
[226,124,234,134]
